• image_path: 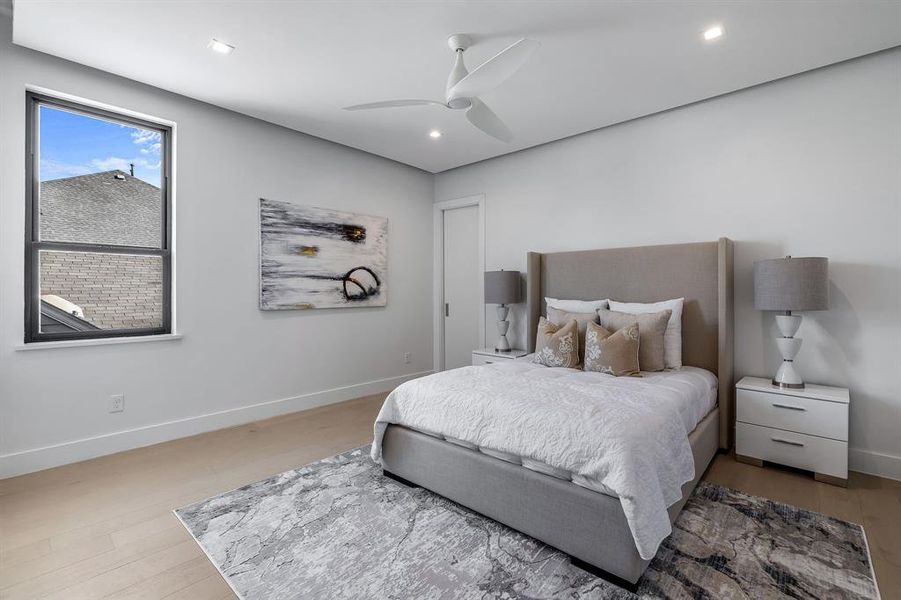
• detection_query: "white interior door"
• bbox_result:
[443,204,480,370]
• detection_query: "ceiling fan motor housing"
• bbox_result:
[447,33,472,52]
[446,34,473,109]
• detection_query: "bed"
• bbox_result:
[374,238,734,588]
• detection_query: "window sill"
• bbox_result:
[15,333,183,351]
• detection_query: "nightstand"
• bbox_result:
[472,348,528,366]
[735,376,849,486]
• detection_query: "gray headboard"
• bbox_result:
[526,238,734,449]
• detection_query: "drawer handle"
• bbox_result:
[772,437,805,447]
[772,403,806,412]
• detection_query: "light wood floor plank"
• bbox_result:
[1,393,898,600]
[859,486,901,568]
[0,538,51,569]
[40,541,200,600]
[104,557,213,600]
[0,526,187,599]
[872,556,901,600]
[0,533,115,590]
[110,514,183,549]
[159,574,234,600]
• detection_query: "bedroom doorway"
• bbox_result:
[434,196,485,371]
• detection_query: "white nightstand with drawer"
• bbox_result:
[472,348,528,366]
[735,376,849,486]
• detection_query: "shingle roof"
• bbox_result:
[40,299,100,333]
[40,170,162,247]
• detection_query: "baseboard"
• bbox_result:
[0,370,432,479]
[850,447,901,482]
[5,385,897,483]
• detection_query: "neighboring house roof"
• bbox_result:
[40,299,100,333]
[40,170,161,247]
[41,294,86,319]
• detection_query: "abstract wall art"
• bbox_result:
[259,199,387,310]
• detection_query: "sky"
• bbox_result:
[39,105,162,186]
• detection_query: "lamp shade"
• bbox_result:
[484,270,521,305]
[754,257,829,311]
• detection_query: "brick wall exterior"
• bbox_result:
[40,252,163,330]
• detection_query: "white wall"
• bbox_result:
[436,49,901,480]
[0,14,434,477]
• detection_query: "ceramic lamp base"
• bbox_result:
[772,363,804,389]
[495,304,511,352]
[772,313,804,389]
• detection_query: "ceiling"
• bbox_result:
[12,1,901,173]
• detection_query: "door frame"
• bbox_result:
[433,195,485,372]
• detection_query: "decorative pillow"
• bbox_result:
[533,317,580,368]
[583,321,641,377]
[546,307,598,363]
[545,297,609,314]
[597,308,672,372]
[609,298,684,370]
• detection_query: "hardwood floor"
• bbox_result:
[1,394,898,599]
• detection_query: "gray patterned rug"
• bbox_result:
[175,446,879,599]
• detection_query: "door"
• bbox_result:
[443,204,480,370]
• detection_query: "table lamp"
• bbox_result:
[754,256,829,389]
[484,270,521,352]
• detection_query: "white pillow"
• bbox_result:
[545,297,609,314]
[608,298,684,370]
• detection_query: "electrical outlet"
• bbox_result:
[403,352,412,364]
[109,394,125,413]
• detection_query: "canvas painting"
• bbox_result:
[259,199,388,310]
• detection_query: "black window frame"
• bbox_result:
[25,92,173,343]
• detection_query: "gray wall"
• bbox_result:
[0,13,434,476]
[435,49,901,479]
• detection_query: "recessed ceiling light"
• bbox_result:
[429,130,442,139]
[208,38,235,55]
[703,25,724,41]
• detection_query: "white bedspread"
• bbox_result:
[371,361,717,560]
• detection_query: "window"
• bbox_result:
[25,93,172,342]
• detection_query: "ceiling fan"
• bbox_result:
[344,34,539,143]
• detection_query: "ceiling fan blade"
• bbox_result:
[449,38,539,100]
[343,99,446,111]
[466,98,513,142]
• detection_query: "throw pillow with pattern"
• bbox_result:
[533,317,580,368]
[583,321,641,377]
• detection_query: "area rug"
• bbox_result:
[175,446,880,599]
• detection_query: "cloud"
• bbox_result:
[81,128,163,178]
[131,129,160,145]
[40,159,91,180]
[90,156,161,175]
[140,142,161,155]
[90,156,132,172]
[131,129,161,156]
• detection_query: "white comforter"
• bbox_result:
[371,361,716,560]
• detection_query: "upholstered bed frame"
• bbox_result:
[382,238,734,588]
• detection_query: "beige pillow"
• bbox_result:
[546,307,598,363]
[533,317,580,368]
[584,321,641,377]
[597,308,672,372]
[609,298,684,370]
